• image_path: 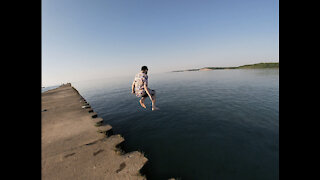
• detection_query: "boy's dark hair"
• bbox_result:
[141,66,148,71]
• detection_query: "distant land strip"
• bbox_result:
[172,62,279,72]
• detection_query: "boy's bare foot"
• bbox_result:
[152,106,160,111]
[139,100,146,108]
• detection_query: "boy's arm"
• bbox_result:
[131,81,135,93]
[144,83,152,99]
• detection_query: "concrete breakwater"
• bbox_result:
[42,83,148,180]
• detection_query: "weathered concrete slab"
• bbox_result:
[42,84,147,180]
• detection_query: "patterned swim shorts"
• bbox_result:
[141,89,156,97]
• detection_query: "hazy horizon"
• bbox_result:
[42,0,279,87]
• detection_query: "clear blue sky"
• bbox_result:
[42,0,279,86]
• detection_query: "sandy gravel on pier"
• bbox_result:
[42,84,147,180]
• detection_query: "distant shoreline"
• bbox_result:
[172,62,279,72]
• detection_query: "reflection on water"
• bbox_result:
[73,69,279,180]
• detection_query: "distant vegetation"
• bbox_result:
[172,62,279,72]
[237,62,279,69]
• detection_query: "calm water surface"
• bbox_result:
[42,85,60,93]
[73,69,279,180]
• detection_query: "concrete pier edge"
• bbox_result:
[42,83,148,179]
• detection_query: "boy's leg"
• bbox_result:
[139,97,147,108]
[151,94,156,105]
[150,91,159,111]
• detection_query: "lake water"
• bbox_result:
[42,85,60,93]
[71,69,279,180]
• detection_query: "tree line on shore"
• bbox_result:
[172,62,279,72]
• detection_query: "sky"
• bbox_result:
[42,0,279,86]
